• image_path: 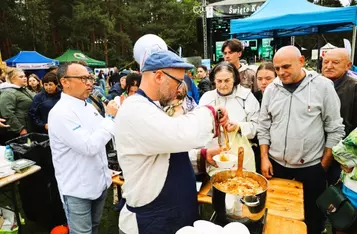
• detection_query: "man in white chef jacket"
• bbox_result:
[48,62,119,234]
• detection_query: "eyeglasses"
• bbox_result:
[63,75,96,84]
[154,70,184,90]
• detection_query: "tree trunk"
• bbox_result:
[91,31,95,50]
[5,38,12,58]
[104,36,108,67]
[52,29,60,54]
[120,23,124,56]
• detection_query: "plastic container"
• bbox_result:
[4,146,14,162]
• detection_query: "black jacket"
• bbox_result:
[335,73,357,135]
[109,72,121,86]
[29,89,61,133]
[198,78,212,98]
[107,82,125,100]
[253,91,263,106]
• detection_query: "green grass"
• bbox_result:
[0,185,118,234]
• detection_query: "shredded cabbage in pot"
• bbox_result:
[214,177,263,196]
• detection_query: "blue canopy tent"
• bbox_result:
[230,0,357,61]
[6,51,59,78]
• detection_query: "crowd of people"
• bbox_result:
[0,36,357,234]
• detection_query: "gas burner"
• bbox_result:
[212,209,268,234]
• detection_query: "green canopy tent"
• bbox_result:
[55,49,106,67]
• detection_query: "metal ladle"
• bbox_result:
[217,110,231,152]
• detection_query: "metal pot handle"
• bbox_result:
[240,196,260,207]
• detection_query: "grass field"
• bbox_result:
[0,186,118,234]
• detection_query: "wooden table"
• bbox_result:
[266,178,304,221]
[0,165,41,187]
[197,177,307,234]
[0,165,41,234]
[264,214,307,234]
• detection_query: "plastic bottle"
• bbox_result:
[4,145,14,162]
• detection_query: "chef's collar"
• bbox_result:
[61,92,88,106]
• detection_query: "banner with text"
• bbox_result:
[206,2,265,18]
[16,63,56,70]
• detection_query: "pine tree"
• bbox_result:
[318,0,343,7]
[0,0,202,67]
[308,0,343,7]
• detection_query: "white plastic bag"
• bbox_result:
[208,130,256,176]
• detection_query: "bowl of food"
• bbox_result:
[213,152,237,169]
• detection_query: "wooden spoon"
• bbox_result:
[236,147,244,177]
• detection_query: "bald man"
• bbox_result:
[258,46,345,234]
[323,48,357,136]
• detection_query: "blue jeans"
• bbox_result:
[63,189,107,234]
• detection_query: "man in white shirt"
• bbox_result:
[48,62,118,234]
[115,50,229,234]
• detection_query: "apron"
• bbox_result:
[127,152,198,234]
[121,89,199,233]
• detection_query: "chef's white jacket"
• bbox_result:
[48,93,114,200]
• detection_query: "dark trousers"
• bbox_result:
[271,160,327,234]
[327,159,341,186]
[327,160,342,234]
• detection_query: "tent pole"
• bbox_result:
[202,0,208,59]
[351,25,356,64]
[317,34,321,73]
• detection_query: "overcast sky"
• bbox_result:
[339,0,350,6]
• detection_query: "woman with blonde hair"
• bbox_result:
[0,68,35,142]
[28,73,42,93]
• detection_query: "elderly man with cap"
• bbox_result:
[115,50,229,234]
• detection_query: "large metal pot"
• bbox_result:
[211,170,268,225]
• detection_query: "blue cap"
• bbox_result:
[141,51,194,72]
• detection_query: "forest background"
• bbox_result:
[0,0,355,68]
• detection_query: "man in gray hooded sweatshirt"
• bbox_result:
[258,46,345,234]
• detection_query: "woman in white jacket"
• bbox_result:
[199,61,260,173]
